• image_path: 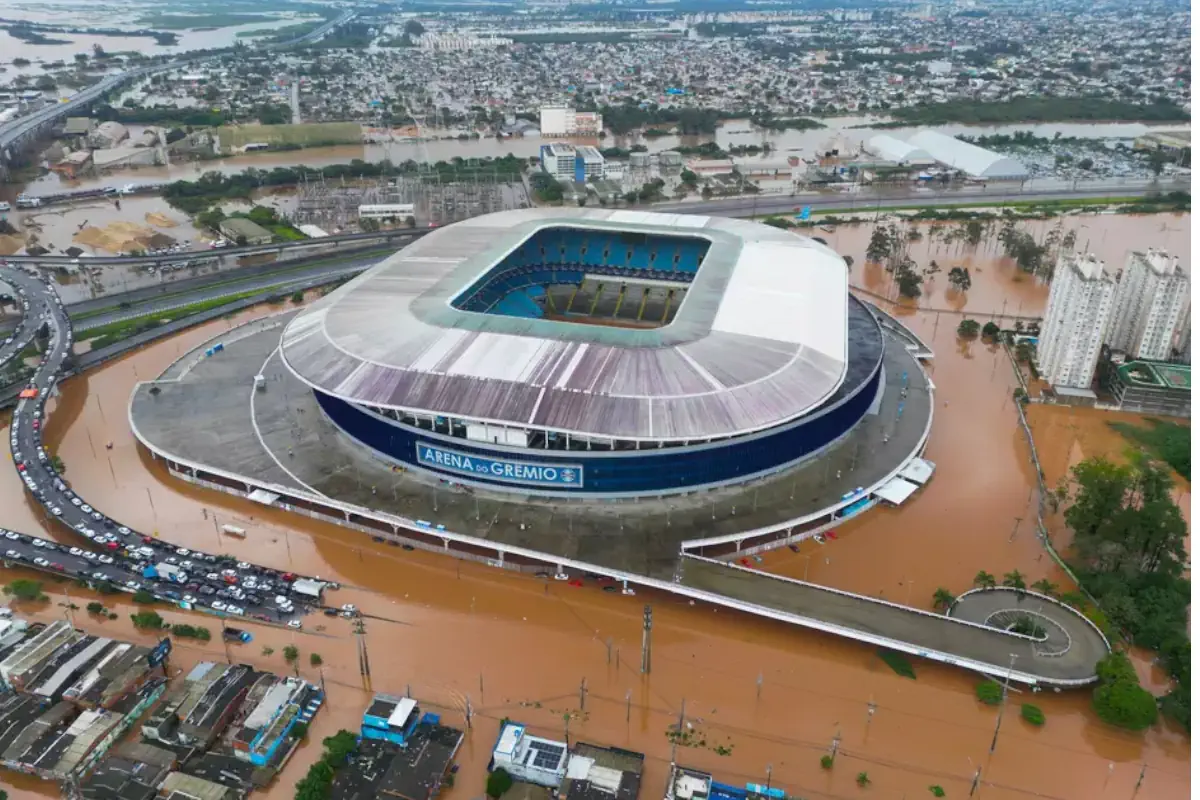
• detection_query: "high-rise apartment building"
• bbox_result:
[1037,253,1115,390]
[1106,248,1190,361]
[539,106,604,137]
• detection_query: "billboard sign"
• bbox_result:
[415,442,584,488]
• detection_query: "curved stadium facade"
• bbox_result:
[280,209,884,497]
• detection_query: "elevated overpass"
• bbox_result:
[0,10,356,171]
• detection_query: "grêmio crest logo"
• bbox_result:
[415,442,585,488]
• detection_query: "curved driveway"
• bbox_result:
[0,264,335,625]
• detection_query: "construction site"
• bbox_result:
[288,169,529,233]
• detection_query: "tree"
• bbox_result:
[957,319,981,338]
[947,266,972,292]
[1021,703,1045,726]
[932,587,956,612]
[283,645,299,664]
[130,610,165,629]
[34,75,57,91]
[866,227,892,262]
[404,20,426,36]
[310,652,323,667]
[291,721,309,739]
[1093,677,1158,730]
[291,291,305,304]
[3,579,46,602]
[1002,570,1026,591]
[680,168,698,186]
[1031,579,1058,596]
[973,570,996,589]
[856,772,870,787]
[487,767,514,799]
[86,601,105,614]
[843,255,854,269]
[975,681,1003,705]
[49,454,65,474]
[322,730,358,766]
[262,646,275,656]
[132,590,157,605]
[1078,157,1094,170]
[965,220,985,246]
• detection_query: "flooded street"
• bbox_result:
[0,211,1192,800]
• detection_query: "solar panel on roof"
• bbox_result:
[531,742,565,769]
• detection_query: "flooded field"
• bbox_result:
[4,195,205,257]
[0,211,1192,799]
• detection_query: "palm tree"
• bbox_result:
[973,570,997,590]
[932,587,956,613]
[1003,570,1027,591]
[1031,579,1058,596]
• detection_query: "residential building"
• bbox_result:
[229,675,321,766]
[491,722,568,787]
[540,144,605,182]
[560,742,644,800]
[1037,252,1115,391]
[361,693,421,745]
[1106,248,1189,361]
[88,121,129,149]
[540,106,603,137]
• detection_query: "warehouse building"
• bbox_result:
[906,130,1030,180]
[866,134,935,166]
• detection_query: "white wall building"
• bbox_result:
[539,106,603,137]
[491,722,568,787]
[539,143,605,181]
[1038,253,1115,391]
[1106,248,1190,361]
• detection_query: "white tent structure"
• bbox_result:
[866,134,935,165]
[906,130,1030,180]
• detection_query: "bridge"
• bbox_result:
[0,10,357,173]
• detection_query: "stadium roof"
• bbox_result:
[906,130,1030,179]
[866,134,934,165]
[280,208,851,442]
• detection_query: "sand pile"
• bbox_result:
[0,234,24,256]
[74,221,161,254]
[145,211,178,228]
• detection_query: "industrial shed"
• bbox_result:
[906,130,1030,180]
[866,134,935,165]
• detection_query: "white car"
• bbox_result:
[33,557,49,567]
[5,550,20,559]
[80,504,92,513]
[287,620,302,630]
[98,555,114,565]
[69,497,81,506]
[4,531,19,541]
[227,606,245,616]
[32,540,45,548]
[51,507,62,516]
[117,527,131,535]
[341,604,358,613]
[211,601,227,611]
[68,547,83,556]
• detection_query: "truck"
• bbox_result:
[221,524,246,538]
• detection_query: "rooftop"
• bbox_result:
[281,208,852,442]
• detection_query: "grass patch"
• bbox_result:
[78,289,266,347]
[804,195,1150,218]
[877,648,916,679]
[136,12,281,29]
[1108,418,1190,480]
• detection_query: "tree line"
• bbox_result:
[889,97,1188,126]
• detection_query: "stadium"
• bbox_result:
[279,208,886,498]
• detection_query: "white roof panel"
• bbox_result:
[898,458,935,485]
[907,130,1029,179]
[875,477,919,505]
[281,208,864,441]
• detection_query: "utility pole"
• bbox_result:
[989,654,1018,756]
[640,605,653,674]
[1131,763,1147,797]
[579,677,587,710]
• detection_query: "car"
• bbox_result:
[33,557,49,567]
[275,595,290,606]
[50,563,64,571]
[211,601,227,611]
[80,504,92,513]
[341,604,358,613]
[69,497,81,506]
[4,550,21,560]
[51,507,62,516]
[91,571,107,581]
[68,547,83,556]
[199,586,216,596]
[125,580,140,590]
[31,420,38,430]
[91,512,102,521]
[117,527,131,535]
[206,573,219,582]
[15,463,24,472]
[81,551,98,561]
[227,606,245,616]
[177,548,190,556]
[3,532,18,541]
[185,582,200,591]
[98,555,114,564]
[32,540,44,548]
[287,620,302,630]
[105,541,119,551]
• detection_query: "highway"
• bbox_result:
[0,11,356,156]
[0,265,344,628]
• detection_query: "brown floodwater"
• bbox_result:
[1,216,1192,800]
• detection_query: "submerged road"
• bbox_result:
[0,265,341,626]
